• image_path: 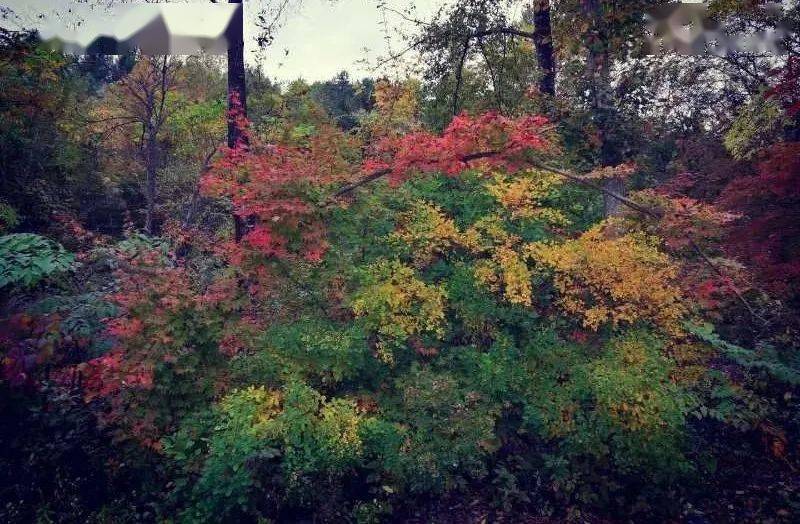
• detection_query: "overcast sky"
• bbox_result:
[0,0,454,83]
[256,0,445,81]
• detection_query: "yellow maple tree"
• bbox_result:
[526,224,686,333]
[486,169,569,226]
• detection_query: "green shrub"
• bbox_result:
[167,383,373,522]
[0,233,74,289]
[166,386,283,523]
[522,330,694,512]
[252,318,376,389]
[380,366,500,493]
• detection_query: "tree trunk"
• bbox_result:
[184,184,200,226]
[583,0,625,217]
[144,129,159,234]
[227,0,248,241]
[226,39,248,148]
[532,0,555,96]
[602,176,624,216]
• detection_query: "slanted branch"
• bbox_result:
[327,152,765,324]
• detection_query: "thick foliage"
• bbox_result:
[0,233,74,289]
[1,36,799,523]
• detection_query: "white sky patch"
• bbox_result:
[159,4,233,39]
[253,0,444,82]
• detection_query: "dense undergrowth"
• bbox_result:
[4,163,799,522]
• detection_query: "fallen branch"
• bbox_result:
[325,150,499,204]
[330,168,392,199]
[328,152,646,214]
[525,160,661,219]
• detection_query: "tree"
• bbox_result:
[386,0,559,118]
[92,55,181,233]
[582,0,626,216]
[0,29,96,230]
[310,71,374,130]
[225,0,248,149]
[164,55,227,226]
[76,51,136,94]
[396,1,646,216]
[51,0,297,237]
[528,0,555,96]
[216,0,301,241]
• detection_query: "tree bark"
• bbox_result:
[227,0,248,241]
[532,0,555,96]
[601,176,624,216]
[226,37,248,148]
[144,128,159,234]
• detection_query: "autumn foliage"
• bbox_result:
[2,32,800,524]
[720,142,800,301]
[363,111,553,184]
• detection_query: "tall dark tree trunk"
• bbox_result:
[226,23,247,146]
[227,0,247,241]
[532,0,555,96]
